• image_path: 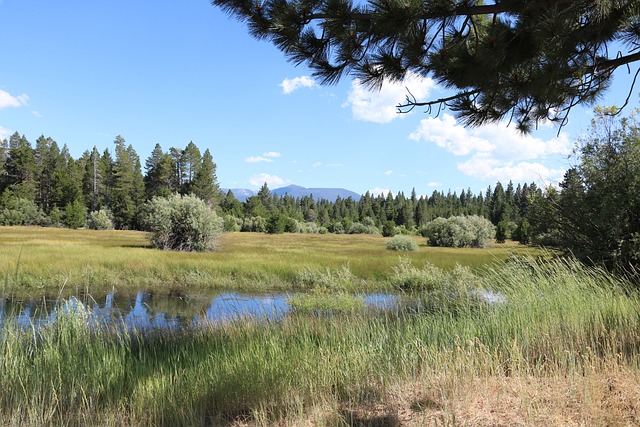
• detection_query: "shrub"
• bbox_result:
[86,209,114,230]
[0,197,46,226]
[142,194,223,252]
[386,235,418,251]
[424,215,495,248]
[348,222,379,234]
[222,215,241,232]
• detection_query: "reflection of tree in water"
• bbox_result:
[123,291,185,330]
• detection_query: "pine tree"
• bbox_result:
[213,0,639,131]
[190,149,220,207]
[111,136,144,229]
[3,133,37,201]
[144,144,175,199]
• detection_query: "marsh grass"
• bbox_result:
[0,227,540,295]
[1,257,639,426]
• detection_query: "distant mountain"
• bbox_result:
[224,185,361,202]
[272,185,361,201]
[225,188,257,202]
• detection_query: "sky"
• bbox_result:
[0,0,637,197]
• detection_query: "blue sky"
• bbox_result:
[1,0,637,197]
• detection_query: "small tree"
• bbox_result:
[143,194,223,252]
[382,220,396,237]
[63,200,87,229]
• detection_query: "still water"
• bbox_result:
[0,291,398,330]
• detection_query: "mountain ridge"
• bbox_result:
[224,185,361,202]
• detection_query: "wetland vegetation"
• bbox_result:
[1,227,640,426]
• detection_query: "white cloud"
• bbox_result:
[312,161,322,168]
[343,71,435,123]
[0,90,28,109]
[409,113,571,184]
[427,182,441,187]
[32,111,43,118]
[245,156,273,163]
[384,170,393,176]
[279,76,317,94]
[457,158,566,185]
[369,187,392,196]
[248,173,290,187]
[245,151,282,163]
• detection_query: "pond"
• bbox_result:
[0,291,399,331]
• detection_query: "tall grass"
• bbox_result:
[1,257,639,425]
[0,226,541,295]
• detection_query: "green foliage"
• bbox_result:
[63,200,87,229]
[288,289,365,313]
[241,216,266,233]
[0,197,46,226]
[294,265,361,291]
[212,0,638,131]
[382,220,396,237]
[424,215,495,248]
[348,221,379,235]
[513,218,531,245]
[142,193,223,252]
[386,235,418,252]
[86,209,114,230]
[557,108,640,269]
[266,212,287,234]
[495,220,508,243]
[222,215,241,232]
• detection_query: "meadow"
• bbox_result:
[1,227,639,426]
[0,226,537,295]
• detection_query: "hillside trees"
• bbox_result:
[212,0,640,131]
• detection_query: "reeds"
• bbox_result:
[1,257,639,425]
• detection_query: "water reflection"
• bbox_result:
[0,291,397,331]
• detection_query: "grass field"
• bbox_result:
[3,227,639,426]
[0,256,639,426]
[0,226,542,295]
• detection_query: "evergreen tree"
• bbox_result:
[181,141,201,193]
[111,136,144,229]
[558,107,640,269]
[190,149,220,207]
[144,144,175,199]
[3,133,36,200]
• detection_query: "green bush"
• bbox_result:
[424,215,495,248]
[63,200,87,229]
[348,222,379,234]
[222,215,241,232]
[142,194,223,252]
[382,220,396,237]
[0,197,46,226]
[266,213,287,234]
[386,235,418,251]
[86,209,114,230]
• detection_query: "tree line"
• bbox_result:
[2,106,639,270]
[0,134,220,230]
